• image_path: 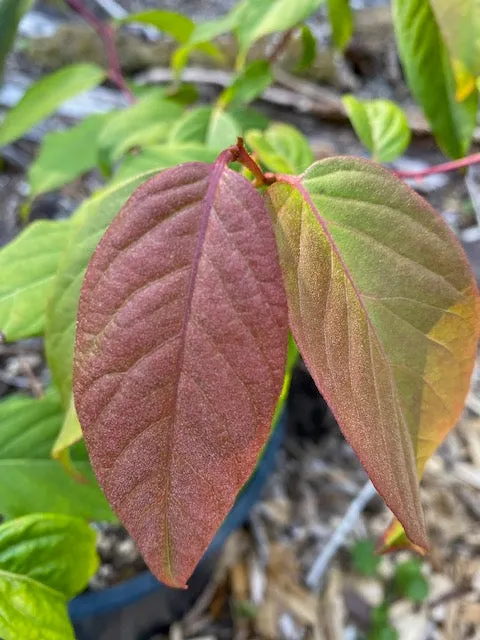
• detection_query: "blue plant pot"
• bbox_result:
[69,411,286,640]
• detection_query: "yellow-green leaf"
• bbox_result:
[0,513,98,599]
[0,220,72,342]
[246,123,314,174]
[266,156,479,553]
[429,0,480,100]
[0,571,74,640]
[342,96,411,163]
[52,396,82,458]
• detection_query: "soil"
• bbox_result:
[2,2,480,639]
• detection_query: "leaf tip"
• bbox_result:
[378,519,429,556]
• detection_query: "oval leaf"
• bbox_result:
[74,162,288,587]
[266,157,479,551]
[0,513,98,599]
[246,123,314,174]
[0,572,74,640]
[342,96,411,163]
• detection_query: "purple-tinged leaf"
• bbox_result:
[74,161,288,587]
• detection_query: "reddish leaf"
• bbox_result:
[74,161,288,588]
[266,157,479,552]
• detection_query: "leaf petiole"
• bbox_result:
[222,137,277,187]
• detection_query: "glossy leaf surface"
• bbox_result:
[392,0,478,158]
[0,572,74,640]
[74,162,288,587]
[342,96,411,163]
[28,114,107,198]
[46,170,160,408]
[0,513,98,599]
[0,64,105,146]
[0,220,71,342]
[0,390,114,520]
[266,157,479,551]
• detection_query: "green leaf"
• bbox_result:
[0,513,98,599]
[97,92,184,168]
[0,390,114,520]
[168,106,241,152]
[351,539,381,576]
[121,9,194,41]
[342,96,411,163]
[45,171,162,407]
[392,0,478,158]
[394,560,429,602]
[246,123,314,173]
[218,60,274,108]
[266,157,479,553]
[429,0,480,99]
[0,64,106,147]
[52,396,82,457]
[0,0,34,80]
[188,9,244,46]
[368,606,399,640]
[234,0,325,60]
[113,144,217,184]
[28,114,107,199]
[0,220,72,342]
[327,0,353,51]
[0,570,74,640]
[228,106,270,132]
[296,24,317,71]
[122,10,223,65]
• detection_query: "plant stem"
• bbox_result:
[64,0,135,103]
[228,138,276,186]
[268,28,296,65]
[394,152,480,180]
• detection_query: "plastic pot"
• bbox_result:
[69,410,286,640]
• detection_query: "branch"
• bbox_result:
[306,480,377,591]
[268,28,296,65]
[394,152,480,180]
[64,0,135,103]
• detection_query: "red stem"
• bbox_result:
[64,0,135,103]
[394,152,480,179]
[268,28,296,64]
[229,138,276,186]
